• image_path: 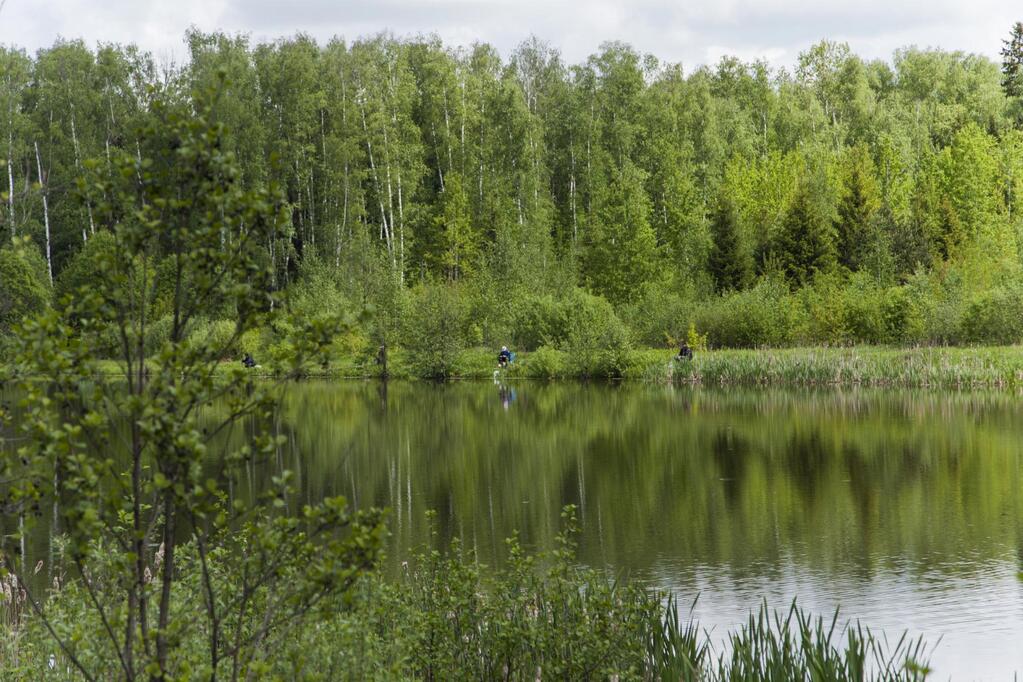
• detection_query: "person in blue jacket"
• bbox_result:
[497,346,513,368]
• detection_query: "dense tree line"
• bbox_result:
[4,27,1023,351]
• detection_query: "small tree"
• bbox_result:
[835,145,880,272]
[0,236,50,335]
[434,172,478,282]
[1004,22,1023,126]
[1002,21,1023,99]
[582,161,659,306]
[0,78,384,680]
[777,176,837,287]
[708,195,751,292]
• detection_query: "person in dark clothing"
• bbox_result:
[497,346,512,368]
[677,342,693,362]
[242,353,257,368]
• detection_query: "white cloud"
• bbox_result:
[0,0,1017,70]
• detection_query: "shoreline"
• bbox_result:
[28,344,1023,389]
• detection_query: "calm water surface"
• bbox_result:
[14,381,1023,679]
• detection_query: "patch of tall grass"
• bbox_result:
[1,509,932,680]
[670,346,1023,388]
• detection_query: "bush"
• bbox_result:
[520,345,566,378]
[880,285,924,344]
[697,278,795,347]
[187,318,240,359]
[562,289,632,377]
[620,283,695,348]
[509,294,565,350]
[404,282,469,378]
[53,231,116,306]
[144,314,175,355]
[286,257,348,319]
[0,237,50,335]
[453,347,498,377]
[961,282,1023,344]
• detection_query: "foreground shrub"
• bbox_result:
[0,237,50,336]
[1,509,931,681]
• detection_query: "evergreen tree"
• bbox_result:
[1002,22,1023,99]
[777,177,837,286]
[835,144,880,271]
[708,196,750,292]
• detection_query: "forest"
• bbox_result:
[3,25,1023,371]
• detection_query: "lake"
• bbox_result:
[9,380,1023,678]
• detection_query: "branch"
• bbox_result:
[7,560,99,682]
[73,555,134,680]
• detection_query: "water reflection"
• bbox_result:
[6,381,1023,678]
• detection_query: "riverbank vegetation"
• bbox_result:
[4,26,1023,370]
[2,21,1020,679]
[94,344,1023,388]
[0,510,932,681]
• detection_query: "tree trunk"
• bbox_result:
[359,97,393,263]
[34,141,52,283]
[69,107,96,238]
[7,99,14,237]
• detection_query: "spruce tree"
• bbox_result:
[708,196,750,292]
[836,145,880,271]
[777,178,837,286]
[1002,22,1023,99]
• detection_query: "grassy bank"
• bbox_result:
[276,345,1023,388]
[54,345,1023,388]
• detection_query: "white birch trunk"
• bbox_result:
[380,121,398,265]
[569,137,578,244]
[442,90,454,173]
[34,141,52,284]
[359,96,393,262]
[7,90,15,237]
[69,108,95,237]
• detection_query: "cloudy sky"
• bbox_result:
[0,0,1018,69]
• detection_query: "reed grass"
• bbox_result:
[0,517,934,681]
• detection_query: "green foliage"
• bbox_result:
[52,231,116,305]
[403,282,469,378]
[777,174,838,286]
[835,144,881,272]
[509,293,566,350]
[620,282,695,348]
[708,195,751,292]
[961,282,1023,344]
[697,278,796,347]
[2,32,1023,361]
[561,289,633,377]
[431,172,478,281]
[583,161,659,305]
[0,508,931,681]
[0,82,384,680]
[0,237,50,335]
[520,345,566,378]
[1002,21,1023,100]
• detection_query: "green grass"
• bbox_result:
[670,345,1023,388]
[26,345,1023,388]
